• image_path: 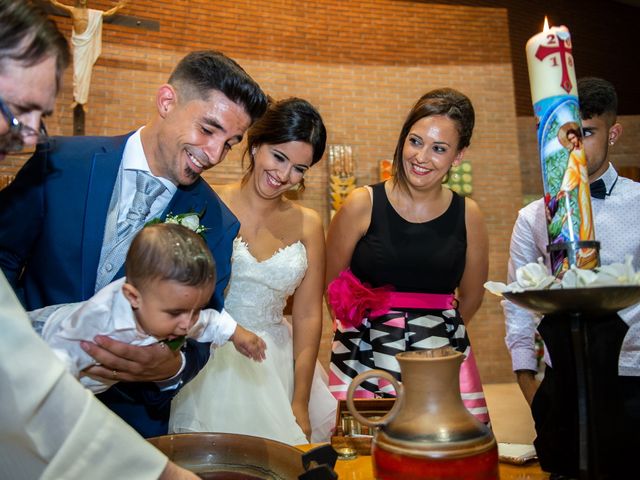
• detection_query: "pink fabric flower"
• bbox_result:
[326,269,392,328]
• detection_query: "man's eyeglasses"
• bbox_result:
[0,96,48,154]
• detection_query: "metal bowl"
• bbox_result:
[502,285,640,316]
[147,432,305,479]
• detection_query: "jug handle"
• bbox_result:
[345,370,403,429]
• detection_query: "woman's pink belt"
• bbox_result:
[386,291,455,310]
[327,269,456,329]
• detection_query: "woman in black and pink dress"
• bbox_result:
[325,88,490,423]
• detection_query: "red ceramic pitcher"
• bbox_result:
[346,347,499,479]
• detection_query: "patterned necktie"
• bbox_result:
[589,179,607,199]
[117,170,166,239]
[95,170,166,292]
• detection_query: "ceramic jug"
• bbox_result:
[346,346,498,479]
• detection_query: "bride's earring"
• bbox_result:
[290,178,305,192]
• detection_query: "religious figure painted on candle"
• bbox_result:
[49,0,129,111]
[550,122,598,270]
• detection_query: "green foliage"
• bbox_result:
[162,336,187,351]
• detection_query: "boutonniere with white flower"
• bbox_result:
[146,211,208,237]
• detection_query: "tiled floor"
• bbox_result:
[484,383,536,444]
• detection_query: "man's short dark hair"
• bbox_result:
[578,77,618,120]
[169,50,268,123]
[0,0,70,90]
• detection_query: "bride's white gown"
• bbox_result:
[169,238,337,445]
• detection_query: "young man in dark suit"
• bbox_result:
[0,49,268,437]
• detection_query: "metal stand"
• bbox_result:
[570,312,589,477]
[504,286,640,479]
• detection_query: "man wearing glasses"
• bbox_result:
[0,100,46,158]
[0,0,196,478]
[0,99,48,159]
[0,50,53,158]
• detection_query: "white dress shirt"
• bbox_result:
[0,273,167,479]
[30,277,238,393]
[504,164,640,376]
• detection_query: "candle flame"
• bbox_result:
[543,17,550,32]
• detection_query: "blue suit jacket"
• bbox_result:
[0,133,239,437]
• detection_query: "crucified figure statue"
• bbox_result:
[49,1,129,111]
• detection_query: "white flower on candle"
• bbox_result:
[559,256,640,288]
[592,256,637,285]
[560,267,598,288]
[484,256,640,296]
[484,258,556,295]
[516,257,556,290]
[483,281,511,296]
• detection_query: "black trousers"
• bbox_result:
[531,313,639,478]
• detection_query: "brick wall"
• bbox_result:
[615,116,640,175]
[2,0,582,384]
[415,0,640,117]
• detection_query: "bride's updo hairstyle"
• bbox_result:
[242,97,327,191]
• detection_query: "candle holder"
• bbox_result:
[503,286,640,479]
[547,240,601,273]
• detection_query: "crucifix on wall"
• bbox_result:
[42,0,160,135]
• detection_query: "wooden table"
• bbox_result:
[298,444,549,479]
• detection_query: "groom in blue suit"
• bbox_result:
[0,50,268,437]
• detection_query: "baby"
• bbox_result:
[29,223,266,393]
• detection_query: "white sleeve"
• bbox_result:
[190,308,237,346]
[41,376,168,480]
[0,274,167,480]
[40,300,112,376]
[503,208,545,372]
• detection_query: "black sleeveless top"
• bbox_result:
[350,182,467,294]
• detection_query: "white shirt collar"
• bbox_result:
[122,127,176,194]
[594,162,618,193]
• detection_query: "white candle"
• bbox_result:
[526,20,578,106]
[525,19,598,274]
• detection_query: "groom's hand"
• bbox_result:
[81,335,182,382]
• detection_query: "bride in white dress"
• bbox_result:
[169,98,336,445]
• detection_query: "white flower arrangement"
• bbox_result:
[485,255,640,297]
[146,211,208,237]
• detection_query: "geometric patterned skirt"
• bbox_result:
[329,307,490,424]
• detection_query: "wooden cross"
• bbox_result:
[37,0,160,31]
[36,0,160,135]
